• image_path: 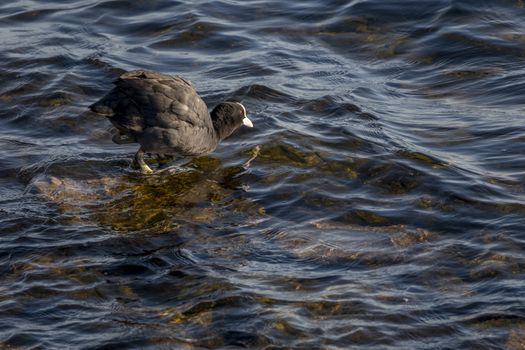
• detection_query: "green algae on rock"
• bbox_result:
[29,160,264,232]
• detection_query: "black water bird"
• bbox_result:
[90,70,253,173]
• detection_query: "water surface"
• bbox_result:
[1,0,525,349]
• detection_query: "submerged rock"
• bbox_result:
[390,228,432,247]
[29,157,264,232]
[507,324,525,350]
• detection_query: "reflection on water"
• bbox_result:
[1,0,524,348]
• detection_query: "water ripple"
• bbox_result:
[0,0,524,348]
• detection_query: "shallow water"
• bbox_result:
[1,0,525,348]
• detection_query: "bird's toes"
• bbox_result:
[131,159,154,174]
[141,165,154,174]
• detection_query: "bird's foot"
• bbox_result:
[131,158,153,174]
[133,147,154,174]
[242,145,261,170]
[140,163,154,174]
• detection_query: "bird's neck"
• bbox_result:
[212,116,236,141]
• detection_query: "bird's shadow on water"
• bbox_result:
[20,152,263,233]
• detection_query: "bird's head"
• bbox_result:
[211,101,253,140]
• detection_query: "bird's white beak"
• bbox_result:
[243,116,253,128]
[236,102,253,127]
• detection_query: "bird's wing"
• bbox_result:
[113,70,211,129]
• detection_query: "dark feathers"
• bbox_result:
[90,69,250,157]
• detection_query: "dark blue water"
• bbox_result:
[1,0,525,349]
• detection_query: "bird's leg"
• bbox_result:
[156,154,174,169]
[242,145,261,170]
[132,147,153,174]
